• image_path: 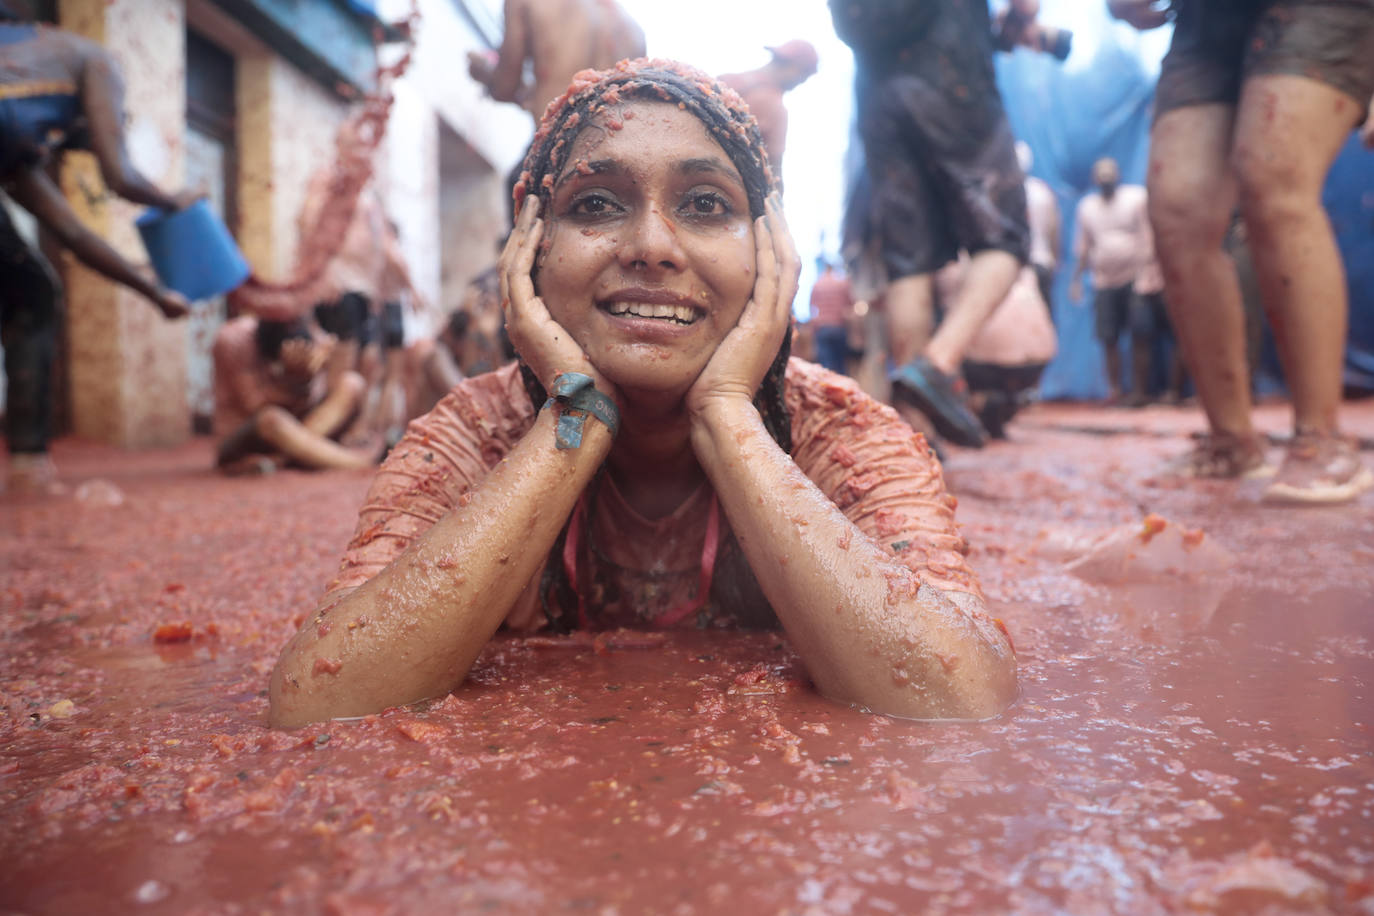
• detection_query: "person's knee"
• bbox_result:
[254,405,294,441]
[1230,139,1315,226]
[1148,170,1229,254]
[338,370,367,404]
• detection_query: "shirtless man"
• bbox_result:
[1,6,196,493]
[1111,0,1374,503]
[211,315,375,474]
[466,0,645,121]
[718,40,819,174]
[1070,157,1151,403]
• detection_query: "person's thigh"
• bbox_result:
[1094,285,1131,346]
[1232,3,1374,194]
[1153,0,1254,120]
[1243,1,1374,111]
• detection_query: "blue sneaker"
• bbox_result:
[890,358,988,448]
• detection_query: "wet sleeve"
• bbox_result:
[786,362,984,600]
[320,368,534,606]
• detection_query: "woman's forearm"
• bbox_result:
[690,399,1017,720]
[268,408,612,727]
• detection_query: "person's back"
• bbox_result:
[503,0,644,118]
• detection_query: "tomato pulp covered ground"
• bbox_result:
[3,401,1372,914]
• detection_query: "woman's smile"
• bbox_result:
[537,101,757,393]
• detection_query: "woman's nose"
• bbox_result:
[618,206,686,273]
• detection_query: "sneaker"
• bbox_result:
[889,358,988,448]
[1161,433,1275,480]
[1263,433,1373,504]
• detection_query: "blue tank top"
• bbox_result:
[0,23,81,177]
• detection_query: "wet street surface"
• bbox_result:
[3,401,1372,914]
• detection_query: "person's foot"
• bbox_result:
[1123,391,1151,409]
[4,452,67,496]
[1161,433,1274,480]
[889,358,987,448]
[1263,433,1373,504]
[220,454,280,477]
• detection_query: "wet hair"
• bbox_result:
[513,59,794,629]
[513,58,790,449]
[254,318,311,362]
[445,308,470,341]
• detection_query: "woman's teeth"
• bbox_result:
[607,301,698,324]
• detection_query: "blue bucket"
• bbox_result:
[136,199,250,302]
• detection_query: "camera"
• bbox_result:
[993,8,1073,62]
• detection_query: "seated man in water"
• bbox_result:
[268,61,1017,728]
[211,315,375,474]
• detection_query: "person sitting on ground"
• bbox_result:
[211,314,375,474]
[1,6,196,494]
[939,258,1057,439]
[1111,0,1374,502]
[267,60,1017,729]
[718,39,819,174]
[1069,157,1150,404]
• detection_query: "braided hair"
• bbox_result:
[513,59,794,629]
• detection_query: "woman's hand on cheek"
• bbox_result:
[686,193,800,420]
[501,196,617,399]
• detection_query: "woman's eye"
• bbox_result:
[570,193,619,216]
[685,193,729,216]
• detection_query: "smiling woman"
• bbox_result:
[267,60,1017,728]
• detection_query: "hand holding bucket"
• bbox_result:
[136,199,250,303]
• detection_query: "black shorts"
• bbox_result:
[962,360,1046,396]
[380,300,404,350]
[849,5,1029,281]
[1094,283,1134,346]
[314,291,372,344]
[1157,0,1374,118]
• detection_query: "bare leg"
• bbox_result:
[302,372,366,438]
[1232,75,1359,436]
[377,349,409,435]
[924,249,1019,375]
[883,273,936,366]
[1104,345,1123,403]
[1148,105,1250,439]
[254,405,374,471]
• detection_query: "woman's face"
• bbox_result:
[537,101,757,397]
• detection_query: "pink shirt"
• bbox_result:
[322,360,984,630]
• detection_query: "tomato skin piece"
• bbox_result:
[153,622,194,643]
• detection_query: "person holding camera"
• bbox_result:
[832,0,1064,449]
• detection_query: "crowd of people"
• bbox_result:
[3,1,1372,721]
